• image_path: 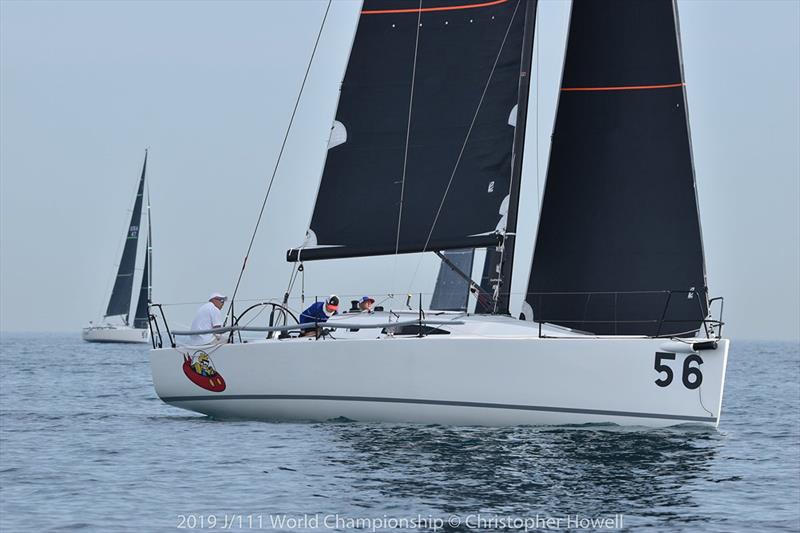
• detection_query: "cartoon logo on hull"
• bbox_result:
[182,351,226,392]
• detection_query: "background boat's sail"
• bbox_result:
[526,0,707,336]
[288,0,533,262]
[430,249,474,312]
[105,151,147,321]
[430,247,505,313]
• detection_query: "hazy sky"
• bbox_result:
[1,0,798,341]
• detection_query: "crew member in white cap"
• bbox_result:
[189,293,227,345]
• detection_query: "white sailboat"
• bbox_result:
[83,151,152,344]
[149,0,729,427]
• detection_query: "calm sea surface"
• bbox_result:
[0,334,798,532]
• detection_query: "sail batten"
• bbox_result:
[105,151,147,320]
[288,0,534,263]
[525,0,707,337]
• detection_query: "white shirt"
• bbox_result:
[189,301,223,345]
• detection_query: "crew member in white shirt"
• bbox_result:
[189,293,227,345]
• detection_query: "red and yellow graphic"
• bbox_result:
[182,351,226,392]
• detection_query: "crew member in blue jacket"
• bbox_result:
[299,295,339,336]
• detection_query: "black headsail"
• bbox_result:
[287,0,535,262]
[133,196,152,330]
[105,151,147,322]
[526,0,708,336]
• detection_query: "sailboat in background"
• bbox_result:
[83,151,151,344]
[149,0,729,427]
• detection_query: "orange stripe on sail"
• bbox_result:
[362,0,509,15]
[561,82,685,92]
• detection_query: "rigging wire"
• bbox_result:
[391,0,425,297]
[406,0,523,293]
[697,384,715,418]
[225,0,333,326]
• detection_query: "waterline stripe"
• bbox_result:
[160,394,716,423]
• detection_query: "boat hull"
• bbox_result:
[83,325,150,344]
[149,328,728,427]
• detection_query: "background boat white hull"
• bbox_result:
[82,325,149,344]
[149,320,728,427]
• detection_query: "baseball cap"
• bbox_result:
[360,296,375,304]
[209,292,228,302]
[326,295,339,309]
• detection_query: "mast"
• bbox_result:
[494,0,536,315]
[105,149,147,323]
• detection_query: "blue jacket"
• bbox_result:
[299,301,335,330]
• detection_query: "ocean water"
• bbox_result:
[0,334,798,532]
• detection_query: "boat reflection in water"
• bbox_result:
[324,423,722,526]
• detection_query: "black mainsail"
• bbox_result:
[287,0,535,263]
[105,151,147,322]
[526,0,707,336]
